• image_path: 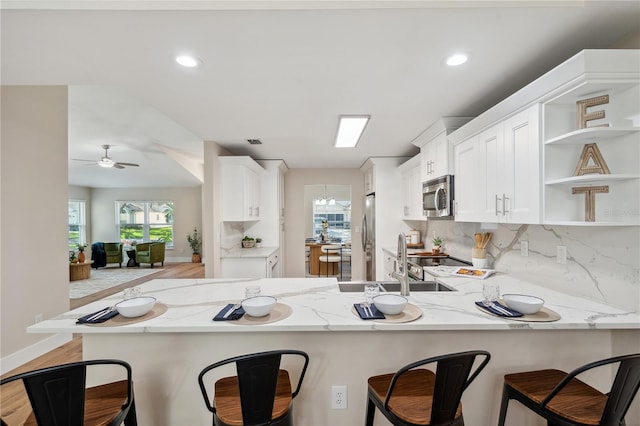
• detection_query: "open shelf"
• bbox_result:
[545,127,639,145]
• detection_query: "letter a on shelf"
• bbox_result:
[573,143,611,176]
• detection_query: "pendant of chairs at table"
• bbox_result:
[3,349,638,425]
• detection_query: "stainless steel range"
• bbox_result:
[407,255,472,281]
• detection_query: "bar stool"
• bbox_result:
[366,350,491,426]
[498,353,640,426]
[318,244,342,279]
[0,359,137,426]
[198,349,309,426]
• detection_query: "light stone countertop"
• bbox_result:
[28,275,639,335]
[220,246,279,258]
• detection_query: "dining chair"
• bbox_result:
[0,359,137,426]
[366,350,491,426]
[497,353,640,426]
[319,244,342,279]
[198,349,310,426]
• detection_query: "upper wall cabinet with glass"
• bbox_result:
[542,55,639,226]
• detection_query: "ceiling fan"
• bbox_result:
[72,144,139,169]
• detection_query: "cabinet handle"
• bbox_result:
[503,194,509,215]
[249,207,253,216]
[495,194,502,216]
[255,207,259,216]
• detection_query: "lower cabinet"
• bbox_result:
[221,251,281,279]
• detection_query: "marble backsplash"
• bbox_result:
[408,221,639,311]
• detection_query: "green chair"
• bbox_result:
[136,242,165,268]
[104,242,123,268]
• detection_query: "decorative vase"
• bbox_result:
[78,251,86,263]
[192,253,201,263]
[432,247,441,255]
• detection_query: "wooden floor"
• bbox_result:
[1,262,205,425]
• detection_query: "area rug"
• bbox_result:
[70,267,163,299]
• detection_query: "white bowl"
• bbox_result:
[502,294,544,314]
[372,294,407,315]
[115,296,156,318]
[242,295,277,317]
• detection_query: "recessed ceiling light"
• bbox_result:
[334,115,370,148]
[446,54,468,67]
[175,55,199,68]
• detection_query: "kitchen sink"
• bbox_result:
[338,281,455,292]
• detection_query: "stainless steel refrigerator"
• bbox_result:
[362,193,375,281]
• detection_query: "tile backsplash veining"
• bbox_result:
[220,222,245,256]
[411,221,639,311]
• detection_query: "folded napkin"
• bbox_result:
[213,304,246,321]
[475,301,523,317]
[76,307,118,324]
[354,303,385,320]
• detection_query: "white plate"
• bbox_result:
[450,267,496,279]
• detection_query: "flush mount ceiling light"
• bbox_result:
[334,115,370,148]
[445,53,468,67]
[175,55,199,68]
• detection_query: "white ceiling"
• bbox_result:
[2,1,639,188]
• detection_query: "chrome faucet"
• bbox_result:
[391,233,410,296]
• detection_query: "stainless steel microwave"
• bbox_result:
[423,175,454,218]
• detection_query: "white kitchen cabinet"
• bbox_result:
[411,117,472,183]
[399,155,424,220]
[363,162,375,195]
[221,250,281,278]
[450,50,639,226]
[454,105,540,223]
[543,83,639,226]
[220,156,263,221]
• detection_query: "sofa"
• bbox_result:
[91,242,123,268]
[135,242,165,268]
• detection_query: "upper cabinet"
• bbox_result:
[398,155,423,220]
[451,49,639,226]
[411,117,472,183]
[454,106,540,223]
[220,156,264,221]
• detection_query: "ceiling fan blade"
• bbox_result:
[71,158,97,162]
[115,162,139,167]
[113,163,125,169]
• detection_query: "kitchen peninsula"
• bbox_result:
[30,277,639,426]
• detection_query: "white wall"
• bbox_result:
[90,187,202,262]
[1,86,71,364]
[284,168,364,280]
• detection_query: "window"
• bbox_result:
[69,201,86,250]
[117,201,174,247]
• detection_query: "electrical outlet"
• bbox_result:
[557,245,567,265]
[331,385,348,409]
[34,313,43,324]
[521,240,529,257]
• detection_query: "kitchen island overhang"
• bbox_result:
[28,277,640,425]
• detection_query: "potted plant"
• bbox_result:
[77,243,87,263]
[187,226,202,263]
[242,236,255,248]
[432,237,443,254]
[255,238,263,248]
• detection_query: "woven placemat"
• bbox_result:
[87,303,168,327]
[476,303,560,322]
[351,303,423,323]
[232,303,293,325]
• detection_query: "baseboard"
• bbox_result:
[1,333,72,375]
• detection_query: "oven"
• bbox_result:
[423,175,454,218]
[407,255,472,281]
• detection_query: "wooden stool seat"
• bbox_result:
[498,353,640,426]
[365,350,490,426]
[504,369,607,425]
[368,369,463,425]
[214,370,292,426]
[24,380,131,426]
